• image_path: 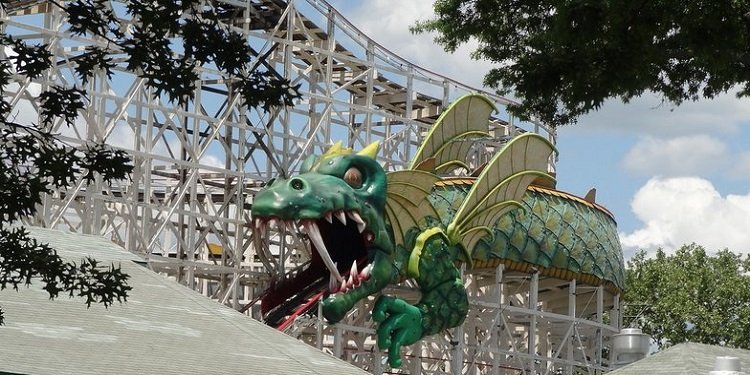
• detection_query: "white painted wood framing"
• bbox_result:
[292,267,622,374]
[1,0,619,373]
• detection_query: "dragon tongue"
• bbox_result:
[361,264,372,279]
[304,220,344,283]
[350,260,358,278]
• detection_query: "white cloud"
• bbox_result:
[620,177,750,255]
[572,91,750,137]
[622,135,728,177]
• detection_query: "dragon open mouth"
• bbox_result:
[253,209,374,319]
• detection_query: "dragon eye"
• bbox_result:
[344,167,363,188]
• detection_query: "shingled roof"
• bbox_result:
[609,342,750,374]
[0,227,368,375]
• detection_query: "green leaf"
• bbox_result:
[414,0,750,127]
[624,244,750,349]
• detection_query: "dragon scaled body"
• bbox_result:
[251,94,625,368]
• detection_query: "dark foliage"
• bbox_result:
[0,0,301,324]
[413,0,750,126]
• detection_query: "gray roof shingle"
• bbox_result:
[0,227,368,375]
[609,342,750,374]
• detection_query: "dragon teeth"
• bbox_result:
[335,210,346,225]
[344,261,362,289]
[361,264,372,279]
[324,212,333,223]
[350,260,360,286]
[340,276,349,292]
[347,211,366,233]
[329,271,339,292]
[304,220,344,283]
[331,262,371,293]
[347,211,364,223]
[340,262,360,292]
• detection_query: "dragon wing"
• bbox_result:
[384,170,441,249]
[409,94,495,173]
[446,133,557,256]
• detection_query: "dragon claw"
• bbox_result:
[373,296,424,368]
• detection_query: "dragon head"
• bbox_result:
[252,141,398,323]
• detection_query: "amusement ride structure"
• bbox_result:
[2,1,626,374]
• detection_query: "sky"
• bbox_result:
[328,0,750,258]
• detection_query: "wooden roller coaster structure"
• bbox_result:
[2,1,621,374]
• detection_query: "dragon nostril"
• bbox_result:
[290,178,305,190]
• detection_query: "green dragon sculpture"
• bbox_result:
[251,94,625,368]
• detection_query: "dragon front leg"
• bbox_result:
[373,228,468,368]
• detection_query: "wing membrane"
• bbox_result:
[409,94,495,171]
[384,170,440,248]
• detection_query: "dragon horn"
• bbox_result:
[357,141,380,159]
[329,141,343,154]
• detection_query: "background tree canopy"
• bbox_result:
[623,244,750,349]
[0,0,300,324]
[413,0,750,127]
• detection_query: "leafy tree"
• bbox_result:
[0,0,301,324]
[413,0,750,126]
[623,244,750,349]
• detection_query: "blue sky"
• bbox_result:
[330,0,750,257]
